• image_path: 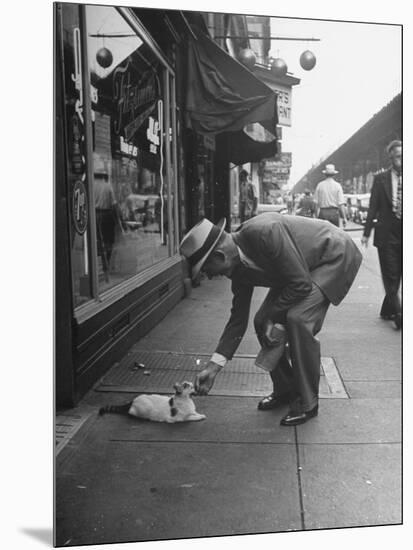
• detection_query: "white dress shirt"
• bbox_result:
[391,168,402,214]
[314,177,345,208]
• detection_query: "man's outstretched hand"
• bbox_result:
[194,361,223,395]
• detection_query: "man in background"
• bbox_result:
[94,159,120,281]
[238,169,257,223]
[297,189,317,218]
[286,193,294,214]
[314,164,347,227]
[361,140,402,329]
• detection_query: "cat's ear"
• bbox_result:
[174,382,182,394]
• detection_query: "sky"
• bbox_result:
[268,17,401,187]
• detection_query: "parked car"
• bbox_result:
[124,193,159,227]
[344,193,371,225]
[257,203,288,215]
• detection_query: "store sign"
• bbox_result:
[147,116,160,154]
[262,152,292,186]
[264,153,292,168]
[112,62,159,144]
[263,173,289,183]
[72,180,88,235]
[112,135,139,160]
[113,65,156,132]
[273,84,292,127]
[203,134,216,151]
[120,136,138,157]
[265,166,290,175]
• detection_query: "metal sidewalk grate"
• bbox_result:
[95,350,348,398]
[55,412,92,456]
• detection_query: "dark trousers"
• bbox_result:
[239,201,250,223]
[254,283,330,412]
[318,207,340,227]
[377,220,402,317]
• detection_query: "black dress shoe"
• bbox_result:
[257,392,290,411]
[280,405,318,426]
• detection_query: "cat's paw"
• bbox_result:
[192,414,206,421]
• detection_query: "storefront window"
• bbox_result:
[86,5,175,293]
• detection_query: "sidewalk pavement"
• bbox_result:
[55,228,401,547]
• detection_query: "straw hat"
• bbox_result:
[322,164,339,175]
[180,218,226,279]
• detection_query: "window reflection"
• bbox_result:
[86,5,172,292]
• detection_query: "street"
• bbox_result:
[55,227,401,547]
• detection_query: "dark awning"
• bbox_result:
[185,30,278,164]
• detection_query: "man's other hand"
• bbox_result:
[361,235,369,247]
[194,361,222,395]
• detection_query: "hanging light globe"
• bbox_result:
[300,50,316,71]
[238,48,256,70]
[270,58,288,77]
[96,47,113,69]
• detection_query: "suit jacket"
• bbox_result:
[215,213,362,359]
[363,169,401,247]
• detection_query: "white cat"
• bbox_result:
[99,381,206,423]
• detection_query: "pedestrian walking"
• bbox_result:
[286,193,294,214]
[296,189,317,218]
[179,213,362,426]
[238,169,257,222]
[361,140,402,329]
[293,193,301,214]
[314,164,347,227]
[94,159,119,281]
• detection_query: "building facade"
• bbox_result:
[199,13,300,220]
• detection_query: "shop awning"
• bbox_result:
[185,30,278,164]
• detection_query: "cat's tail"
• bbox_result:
[99,402,132,416]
